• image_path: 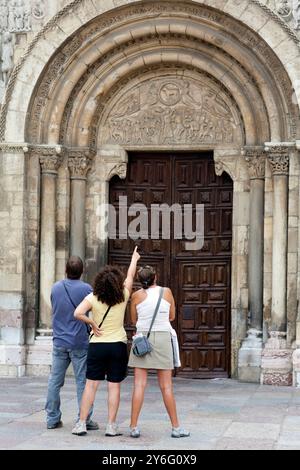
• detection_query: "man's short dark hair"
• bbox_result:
[66,256,84,280]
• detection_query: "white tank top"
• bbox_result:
[136,286,172,333]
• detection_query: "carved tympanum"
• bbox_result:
[101,76,239,147]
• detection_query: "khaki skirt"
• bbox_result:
[128,331,174,370]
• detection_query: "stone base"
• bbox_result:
[26,336,52,376]
[26,336,74,377]
[238,328,262,383]
[261,332,293,386]
[292,348,300,387]
[0,345,26,377]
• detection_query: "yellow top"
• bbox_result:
[86,288,130,344]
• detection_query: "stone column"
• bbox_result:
[261,143,293,386]
[38,147,63,334]
[214,150,249,378]
[68,149,92,260]
[238,147,265,383]
[86,146,128,281]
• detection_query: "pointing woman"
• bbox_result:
[72,247,140,437]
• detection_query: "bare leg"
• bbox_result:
[108,382,121,424]
[157,370,179,428]
[79,379,100,421]
[130,368,148,428]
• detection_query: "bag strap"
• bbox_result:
[98,305,112,329]
[62,280,90,336]
[62,280,77,309]
[147,287,164,339]
[90,304,112,339]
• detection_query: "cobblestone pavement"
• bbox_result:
[1,376,300,450]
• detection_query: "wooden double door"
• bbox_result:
[109,153,233,378]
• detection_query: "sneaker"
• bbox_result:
[105,423,122,437]
[47,420,63,430]
[130,427,141,438]
[72,420,87,436]
[171,427,190,438]
[86,420,99,431]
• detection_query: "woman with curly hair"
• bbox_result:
[72,247,140,437]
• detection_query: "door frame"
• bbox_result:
[96,144,249,378]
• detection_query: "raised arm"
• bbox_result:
[130,292,139,326]
[74,299,102,337]
[165,288,176,322]
[124,246,141,294]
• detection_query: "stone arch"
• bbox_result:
[1,0,300,144]
[21,4,300,147]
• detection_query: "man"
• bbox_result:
[45,256,99,431]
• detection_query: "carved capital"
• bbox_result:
[30,145,65,175]
[243,146,265,180]
[68,148,94,180]
[265,145,291,176]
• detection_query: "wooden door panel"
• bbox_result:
[109,152,232,378]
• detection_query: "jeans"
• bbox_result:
[45,346,93,426]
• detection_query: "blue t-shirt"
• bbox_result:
[51,279,92,350]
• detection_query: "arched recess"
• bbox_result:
[8,0,300,377]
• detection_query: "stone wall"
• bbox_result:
[0,145,26,376]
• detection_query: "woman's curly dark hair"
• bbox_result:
[93,266,125,306]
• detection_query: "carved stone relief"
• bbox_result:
[243,146,266,180]
[32,0,45,21]
[7,0,31,33]
[0,1,46,99]
[292,0,300,29]
[267,0,300,31]
[266,145,290,175]
[99,75,241,148]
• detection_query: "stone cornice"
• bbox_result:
[243,146,266,180]
[0,142,29,153]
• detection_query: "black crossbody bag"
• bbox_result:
[132,287,164,357]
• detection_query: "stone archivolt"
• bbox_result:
[18,1,299,149]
